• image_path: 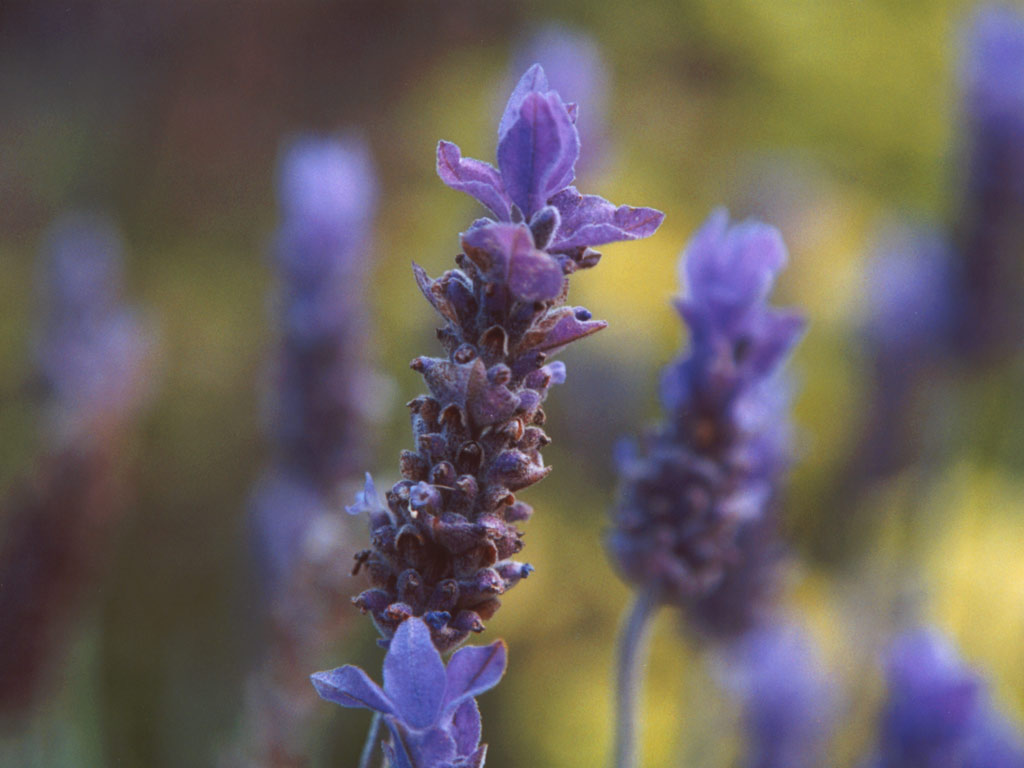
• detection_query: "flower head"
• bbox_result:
[312,617,506,768]
[609,210,803,608]
[350,67,663,651]
[869,628,1024,768]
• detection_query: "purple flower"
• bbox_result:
[869,628,1024,768]
[350,67,663,651]
[718,623,834,768]
[311,617,506,768]
[270,135,378,494]
[609,209,804,607]
[437,64,662,258]
[955,6,1024,361]
[34,213,153,443]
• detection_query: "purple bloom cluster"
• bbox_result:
[718,623,834,768]
[955,5,1024,361]
[348,65,663,652]
[34,214,152,443]
[868,628,1024,768]
[253,135,378,594]
[0,214,153,715]
[313,617,506,768]
[608,209,804,612]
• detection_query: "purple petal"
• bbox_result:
[384,721,415,768]
[436,141,512,221]
[467,359,519,426]
[310,666,394,715]
[461,222,563,302]
[534,308,607,352]
[549,187,665,252]
[498,64,550,139]
[497,91,579,219]
[443,639,508,714]
[383,618,447,729]
[450,699,482,756]
[406,727,458,767]
[508,247,565,302]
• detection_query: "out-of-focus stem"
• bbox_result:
[613,590,657,768]
[358,712,382,768]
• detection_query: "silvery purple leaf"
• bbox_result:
[548,187,665,252]
[383,617,447,729]
[497,90,580,219]
[450,699,483,757]
[443,639,508,713]
[436,141,512,221]
[309,666,395,714]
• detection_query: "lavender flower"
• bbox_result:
[608,209,804,607]
[510,26,609,175]
[224,137,381,767]
[312,617,506,768]
[867,628,1024,768]
[0,214,153,716]
[718,623,834,768]
[955,5,1024,361]
[349,65,663,652]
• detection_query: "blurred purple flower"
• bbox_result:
[35,213,153,443]
[609,209,804,607]
[868,628,1024,768]
[955,5,1024,361]
[312,617,506,768]
[350,66,663,652]
[718,623,834,768]
[437,65,661,256]
[510,25,609,175]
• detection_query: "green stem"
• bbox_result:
[613,591,658,768]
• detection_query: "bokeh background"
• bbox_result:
[2,1,1023,766]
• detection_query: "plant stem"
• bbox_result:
[614,590,658,768]
[358,712,382,768]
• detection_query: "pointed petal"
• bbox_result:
[407,728,458,768]
[461,222,563,302]
[499,64,549,139]
[310,666,395,714]
[549,187,664,252]
[383,618,447,729]
[412,262,459,324]
[450,699,482,756]
[534,308,607,353]
[497,91,579,219]
[443,639,508,714]
[436,141,512,221]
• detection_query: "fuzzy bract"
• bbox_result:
[311,617,506,768]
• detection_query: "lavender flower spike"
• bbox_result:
[350,66,663,652]
[866,628,1024,768]
[312,617,506,768]
[609,209,805,606]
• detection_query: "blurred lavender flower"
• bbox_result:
[312,617,506,768]
[717,622,834,768]
[0,213,154,717]
[867,628,1024,768]
[609,209,804,606]
[955,5,1024,361]
[225,136,380,767]
[350,64,663,652]
[509,25,609,176]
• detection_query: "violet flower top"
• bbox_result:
[350,65,663,651]
[868,628,1024,768]
[252,136,378,593]
[312,617,506,768]
[955,5,1024,361]
[719,623,834,768]
[609,210,804,605]
[35,213,152,444]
